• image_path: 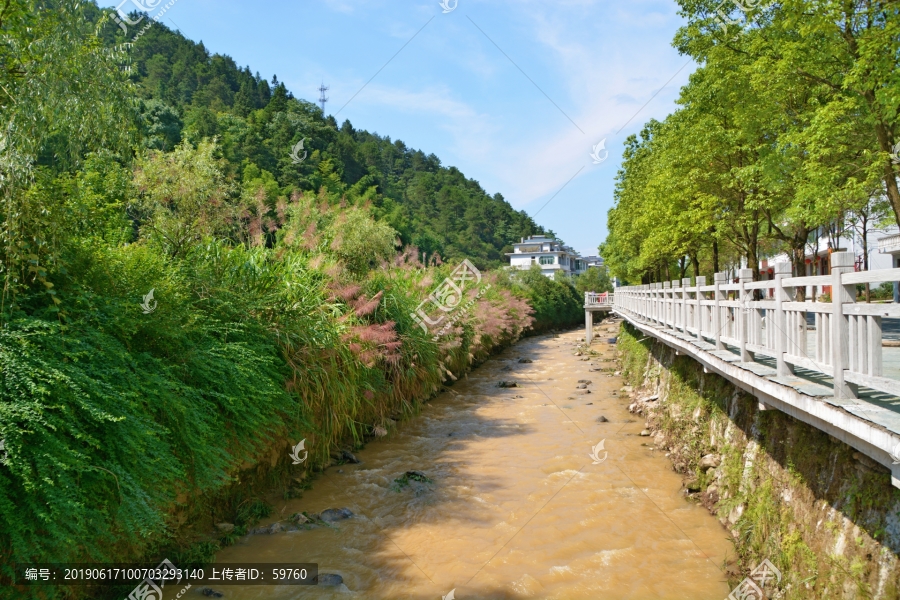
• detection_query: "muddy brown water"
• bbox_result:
[210,328,734,599]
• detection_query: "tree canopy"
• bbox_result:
[603,0,900,285]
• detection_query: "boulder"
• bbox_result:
[577,380,592,384]
[639,429,651,436]
[250,521,285,534]
[699,454,721,469]
[319,508,353,522]
[518,358,533,363]
[405,470,429,482]
[498,381,518,388]
[684,477,702,493]
[341,450,360,464]
[215,522,235,533]
[315,573,344,586]
[596,415,609,423]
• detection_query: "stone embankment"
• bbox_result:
[612,319,900,599]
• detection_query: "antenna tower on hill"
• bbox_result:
[318,83,329,113]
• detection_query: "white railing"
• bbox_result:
[585,291,614,308]
[613,252,900,400]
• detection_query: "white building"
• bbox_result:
[582,255,605,269]
[507,235,588,278]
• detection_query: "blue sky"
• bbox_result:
[106,0,695,257]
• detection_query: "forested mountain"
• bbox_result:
[91,6,545,267]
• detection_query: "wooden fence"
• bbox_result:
[612,251,900,401]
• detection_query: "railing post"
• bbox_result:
[695,276,706,341]
[682,277,691,334]
[671,280,680,330]
[831,252,857,399]
[774,262,793,377]
[663,282,668,326]
[739,269,754,362]
[714,272,727,349]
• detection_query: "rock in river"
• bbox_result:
[341,449,360,464]
[319,508,354,522]
[498,381,518,388]
[315,573,344,586]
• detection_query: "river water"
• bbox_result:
[212,326,734,599]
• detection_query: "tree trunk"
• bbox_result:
[873,120,900,227]
[791,246,806,302]
[712,238,720,275]
[691,254,700,283]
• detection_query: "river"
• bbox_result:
[212,325,734,599]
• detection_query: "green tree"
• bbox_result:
[132,140,236,258]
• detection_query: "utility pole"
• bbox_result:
[318,83,329,114]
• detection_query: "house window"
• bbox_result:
[539,256,554,265]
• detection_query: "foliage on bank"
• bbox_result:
[0,3,585,596]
